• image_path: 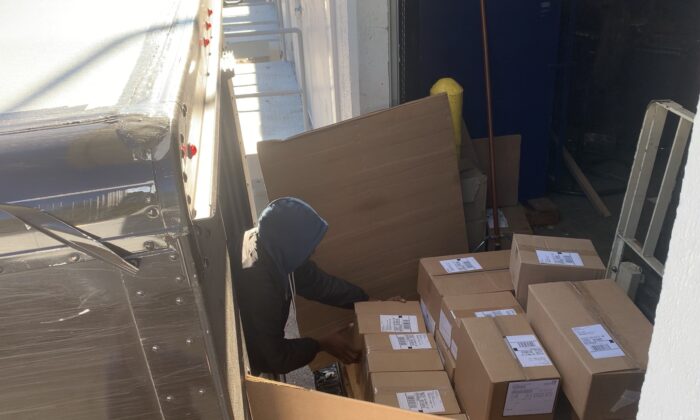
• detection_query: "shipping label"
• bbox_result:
[439,257,483,273]
[535,250,584,266]
[572,324,625,359]
[505,335,553,368]
[389,334,432,350]
[438,310,453,344]
[420,299,435,333]
[380,315,420,333]
[503,379,559,416]
[396,390,445,414]
[474,308,518,318]
[449,339,459,360]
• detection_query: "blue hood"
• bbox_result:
[257,197,328,275]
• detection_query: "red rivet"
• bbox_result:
[203,38,210,47]
[187,144,197,158]
[207,8,213,16]
[205,22,212,30]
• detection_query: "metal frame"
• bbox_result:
[223,27,310,130]
[608,100,695,287]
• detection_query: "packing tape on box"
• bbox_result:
[569,282,641,370]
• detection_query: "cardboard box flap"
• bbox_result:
[512,234,605,269]
[364,334,444,372]
[259,94,468,343]
[528,280,651,375]
[461,316,559,383]
[245,375,445,419]
[420,250,510,276]
[433,270,513,297]
[443,292,523,319]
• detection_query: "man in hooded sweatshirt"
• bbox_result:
[237,197,370,375]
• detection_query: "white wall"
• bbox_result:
[280,0,390,127]
[637,98,700,418]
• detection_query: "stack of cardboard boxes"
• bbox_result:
[404,233,653,420]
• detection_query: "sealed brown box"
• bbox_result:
[371,371,461,415]
[442,415,468,420]
[363,333,443,380]
[487,205,533,251]
[437,292,524,359]
[417,250,512,331]
[527,280,653,420]
[355,301,427,335]
[453,315,560,420]
[509,234,605,308]
[435,331,456,382]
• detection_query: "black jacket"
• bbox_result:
[236,229,368,374]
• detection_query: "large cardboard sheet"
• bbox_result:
[258,95,468,340]
[246,376,443,420]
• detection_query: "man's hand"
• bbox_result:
[318,325,361,364]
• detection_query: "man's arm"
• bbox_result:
[293,260,369,309]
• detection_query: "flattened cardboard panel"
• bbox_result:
[259,95,468,340]
[474,135,522,207]
[245,376,444,420]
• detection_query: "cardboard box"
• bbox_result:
[436,292,524,356]
[487,205,533,251]
[247,375,450,420]
[435,330,456,382]
[524,197,560,227]
[510,234,605,308]
[258,94,469,353]
[417,250,512,329]
[355,301,427,335]
[371,371,461,415]
[453,315,560,420]
[442,415,468,420]
[461,168,488,251]
[473,134,521,207]
[527,280,653,420]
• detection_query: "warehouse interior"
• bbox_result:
[1,0,700,419]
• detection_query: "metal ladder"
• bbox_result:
[608,100,695,293]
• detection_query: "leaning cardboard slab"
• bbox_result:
[510,234,605,308]
[246,375,446,419]
[258,95,468,346]
[453,316,560,420]
[527,280,653,420]
[371,371,461,415]
[473,134,521,207]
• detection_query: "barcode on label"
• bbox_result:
[475,308,518,318]
[389,334,432,350]
[396,390,445,414]
[503,380,559,416]
[380,315,420,333]
[439,257,483,273]
[505,335,553,368]
[572,324,625,359]
[535,250,584,266]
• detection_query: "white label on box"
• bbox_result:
[439,257,483,273]
[420,299,435,333]
[487,208,509,229]
[438,310,453,344]
[535,250,584,266]
[474,308,518,318]
[572,324,625,359]
[389,334,432,350]
[503,379,559,416]
[380,315,420,333]
[396,390,445,414]
[450,339,459,360]
[505,335,553,367]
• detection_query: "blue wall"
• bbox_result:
[416,0,561,200]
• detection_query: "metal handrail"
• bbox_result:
[224,27,310,130]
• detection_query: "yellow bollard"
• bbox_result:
[430,78,464,152]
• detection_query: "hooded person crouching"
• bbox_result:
[237,197,369,375]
